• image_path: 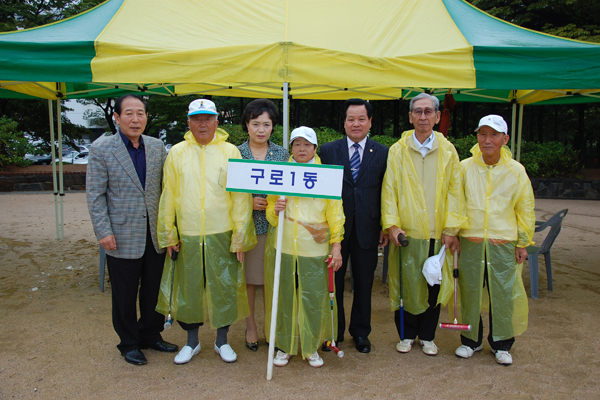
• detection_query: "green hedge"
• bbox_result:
[222,124,581,179]
[520,141,582,179]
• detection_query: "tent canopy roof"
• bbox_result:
[1,0,599,102]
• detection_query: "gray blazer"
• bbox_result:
[86,133,167,259]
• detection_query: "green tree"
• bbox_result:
[468,0,600,42]
[0,116,34,169]
[0,0,105,149]
[0,98,89,151]
[0,0,104,31]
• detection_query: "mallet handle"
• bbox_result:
[327,255,334,293]
[397,233,409,247]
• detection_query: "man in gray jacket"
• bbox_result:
[87,94,177,365]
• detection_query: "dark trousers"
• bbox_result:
[336,223,379,339]
[394,239,441,341]
[460,258,515,351]
[106,225,166,354]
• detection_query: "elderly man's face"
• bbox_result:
[114,97,147,141]
[477,125,509,164]
[188,114,218,145]
[409,98,441,136]
[344,105,372,143]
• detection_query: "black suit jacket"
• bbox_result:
[320,137,389,249]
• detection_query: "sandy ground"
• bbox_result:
[0,193,599,400]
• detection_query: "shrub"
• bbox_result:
[370,135,400,148]
[222,124,345,149]
[449,135,582,178]
[448,135,478,161]
[520,141,582,178]
[222,124,582,179]
[0,116,34,170]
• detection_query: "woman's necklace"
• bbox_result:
[250,145,269,160]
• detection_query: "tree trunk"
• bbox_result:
[240,98,245,124]
[462,102,469,137]
[393,99,400,137]
[537,106,544,142]
[554,107,558,141]
[376,101,383,135]
[577,104,586,163]
[330,100,336,130]
[451,101,457,137]
[97,98,116,134]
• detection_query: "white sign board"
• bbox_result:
[226,159,343,199]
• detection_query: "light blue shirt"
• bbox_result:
[412,131,435,158]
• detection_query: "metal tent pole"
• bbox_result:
[56,99,65,240]
[516,104,524,162]
[511,103,517,157]
[266,197,286,381]
[283,82,289,148]
[267,81,290,381]
[48,100,60,240]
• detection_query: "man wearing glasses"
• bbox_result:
[381,93,466,357]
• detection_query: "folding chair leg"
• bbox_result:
[528,255,539,299]
[544,252,553,292]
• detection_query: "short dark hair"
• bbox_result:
[342,98,373,119]
[241,99,279,132]
[114,94,148,115]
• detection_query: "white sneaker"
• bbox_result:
[455,344,483,359]
[396,339,414,353]
[174,343,201,365]
[273,350,292,367]
[492,349,513,365]
[214,342,237,363]
[419,340,438,356]
[306,351,324,368]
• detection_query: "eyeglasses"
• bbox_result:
[411,108,436,117]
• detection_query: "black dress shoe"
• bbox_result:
[245,330,259,352]
[353,336,371,353]
[123,349,147,365]
[336,335,344,344]
[141,340,179,353]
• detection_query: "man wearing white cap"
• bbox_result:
[156,99,256,365]
[455,115,535,365]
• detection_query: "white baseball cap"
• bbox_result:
[290,126,318,146]
[422,245,446,286]
[188,99,218,116]
[475,114,508,134]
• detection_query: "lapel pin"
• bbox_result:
[370,149,373,152]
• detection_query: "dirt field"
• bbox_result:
[0,193,598,399]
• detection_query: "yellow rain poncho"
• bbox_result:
[264,155,345,359]
[458,144,535,342]
[381,131,467,315]
[156,128,256,328]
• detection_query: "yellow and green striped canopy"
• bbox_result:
[1,0,599,102]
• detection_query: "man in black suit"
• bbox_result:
[320,98,389,353]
